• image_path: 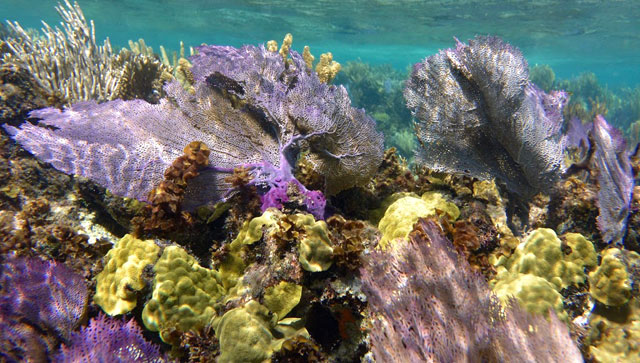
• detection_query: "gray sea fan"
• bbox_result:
[593,115,634,246]
[405,36,567,198]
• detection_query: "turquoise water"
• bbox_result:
[2,0,639,88]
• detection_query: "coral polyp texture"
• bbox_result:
[0,256,88,341]
[57,313,169,362]
[405,36,567,198]
[361,218,582,362]
[5,42,383,215]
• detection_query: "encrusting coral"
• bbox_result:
[142,245,226,344]
[589,248,639,307]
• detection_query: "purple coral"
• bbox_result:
[361,218,582,362]
[57,313,169,362]
[592,115,634,245]
[0,256,88,341]
[405,36,567,198]
[5,43,383,217]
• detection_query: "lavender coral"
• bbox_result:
[57,313,169,362]
[0,256,88,341]
[5,43,383,216]
[592,115,634,245]
[361,218,582,362]
[405,36,567,198]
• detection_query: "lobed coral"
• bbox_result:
[94,234,160,316]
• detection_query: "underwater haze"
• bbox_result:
[2,0,639,87]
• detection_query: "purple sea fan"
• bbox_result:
[5,43,383,215]
[405,36,567,198]
[0,256,88,341]
[361,218,582,362]
[57,313,170,362]
[592,115,634,245]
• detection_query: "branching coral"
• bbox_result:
[405,36,567,199]
[361,218,582,362]
[5,40,383,218]
[2,1,168,104]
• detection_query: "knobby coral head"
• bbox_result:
[405,36,567,199]
[4,42,384,218]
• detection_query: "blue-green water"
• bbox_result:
[2,0,639,88]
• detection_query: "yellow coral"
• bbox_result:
[279,33,293,60]
[315,52,341,83]
[302,45,315,69]
[94,234,159,316]
[589,248,637,306]
[142,246,226,343]
[263,281,302,320]
[214,300,309,363]
[377,192,459,250]
[490,228,596,320]
[589,298,640,362]
[291,214,334,272]
[493,273,567,321]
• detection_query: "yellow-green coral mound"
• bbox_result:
[377,192,459,250]
[493,273,567,321]
[94,234,160,315]
[214,300,309,363]
[589,248,639,306]
[490,228,596,320]
[291,214,334,272]
[500,228,589,289]
[142,245,226,343]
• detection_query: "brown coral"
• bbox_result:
[142,141,210,232]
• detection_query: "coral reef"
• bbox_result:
[361,218,582,362]
[6,41,383,217]
[405,36,567,199]
[142,245,226,343]
[2,1,168,104]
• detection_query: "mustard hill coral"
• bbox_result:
[589,248,639,306]
[490,228,596,319]
[142,246,226,343]
[377,192,459,250]
[292,214,334,272]
[263,281,303,320]
[213,300,309,363]
[94,234,160,316]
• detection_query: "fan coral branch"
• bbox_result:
[6,43,383,216]
[0,256,88,341]
[593,115,634,246]
[57,313,170,362]
[361,218,582,362]
[405,36,567,198]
